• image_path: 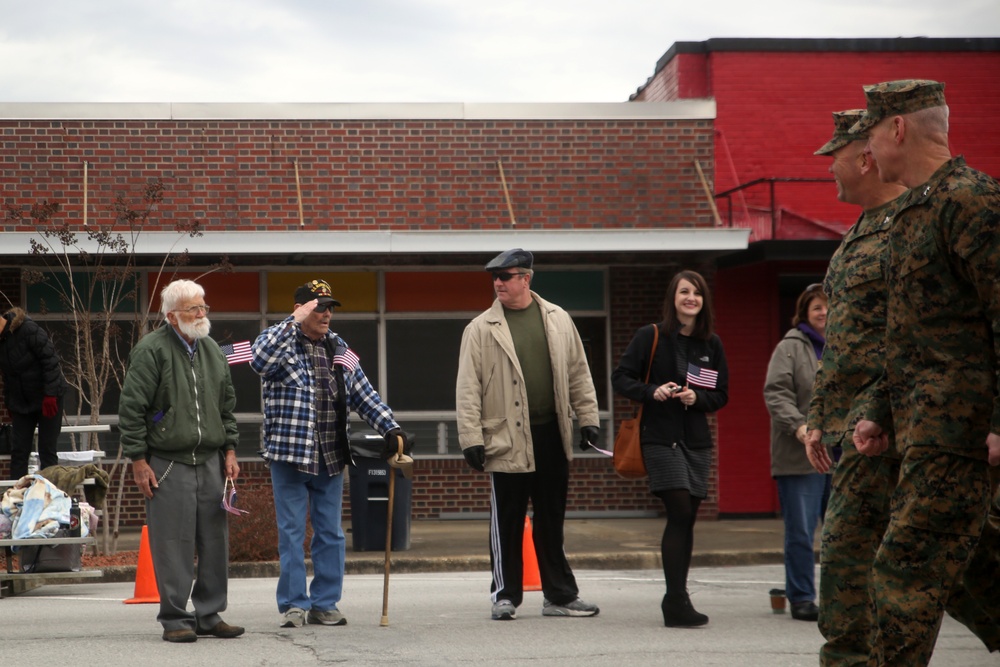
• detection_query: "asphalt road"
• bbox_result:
[4,564,993,666]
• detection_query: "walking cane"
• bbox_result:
[380,433,406,627]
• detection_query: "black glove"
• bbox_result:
[463,445,486,472]
[579,425,600,451]
[382,428,406,460]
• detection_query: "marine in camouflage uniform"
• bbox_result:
[808,110,1000,667]
[851,80,1000,666]
[806,110,906,667]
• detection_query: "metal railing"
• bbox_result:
[715,177,834,241]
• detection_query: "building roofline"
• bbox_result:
[0,228,750,258]
[633,36,1000,99]
[0,101,715,122]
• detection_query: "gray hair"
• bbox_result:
[908,105,949,136]
[160,279,205,317]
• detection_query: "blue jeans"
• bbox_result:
[775,473,831,604]
[270,461,346,613]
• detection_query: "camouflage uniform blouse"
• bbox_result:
[807,197,900,452]
[864,157,1000,455]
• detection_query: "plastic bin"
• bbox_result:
[348,438,412,552]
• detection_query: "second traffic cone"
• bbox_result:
[124,525,160,604]
[522,516,541,592]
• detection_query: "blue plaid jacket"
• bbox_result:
[251,316,398,467]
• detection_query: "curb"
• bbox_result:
[81,549,786,585]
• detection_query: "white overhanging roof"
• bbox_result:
[0,101,715,121]
[2,228,749,256]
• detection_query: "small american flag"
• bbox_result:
[333,344,360,371]
[686,362,718,389]
[220,341,253,365]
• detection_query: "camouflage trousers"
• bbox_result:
[818,443,901,667]
[866,446,995,667]
[819,443,1000,666]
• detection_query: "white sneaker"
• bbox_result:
[281,607,306,628]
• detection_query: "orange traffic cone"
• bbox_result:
[124,525,160,604]
[522,516,541,592]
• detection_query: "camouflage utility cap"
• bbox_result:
[814,109,867,156]
[849,79,946,134]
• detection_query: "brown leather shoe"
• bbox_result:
[196,621,245,638]
[162,628,198,643]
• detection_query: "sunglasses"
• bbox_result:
[314,302,333,313]
[221,477,249,516]
[175,304,211,315]
[492,271,526,282]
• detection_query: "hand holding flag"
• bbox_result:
[686,362,718,389]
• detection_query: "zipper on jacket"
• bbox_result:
[189,356,203,465]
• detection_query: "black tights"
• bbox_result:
[656,489,702,597]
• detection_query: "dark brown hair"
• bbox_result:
[662,270,714,339]
[792,283,828,327]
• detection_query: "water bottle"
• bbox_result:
[69,498,82,537]
[27,451,39,476]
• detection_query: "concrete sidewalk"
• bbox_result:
[97,516,792,581]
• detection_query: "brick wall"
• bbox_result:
[2,112,722,521]
[1,118,714,234]
[0,456,666,526]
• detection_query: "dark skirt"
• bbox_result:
[642,441,712,499]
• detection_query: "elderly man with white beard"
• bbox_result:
[119,279,244,643]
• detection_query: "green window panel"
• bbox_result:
[529,271,604,311]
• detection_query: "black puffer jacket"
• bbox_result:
[0,308,68,414]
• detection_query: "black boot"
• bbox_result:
[662,593,709,627]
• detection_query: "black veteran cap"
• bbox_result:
[294,279,342,309]
[485,248,533,271]
[849,79,946,134]
[814,109,867,156]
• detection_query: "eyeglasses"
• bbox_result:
[492,271,526,282]
[175,304,211,315]
[221,477,248,516]
[314,302,333,313]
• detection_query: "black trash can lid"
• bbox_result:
[350,433,383,460]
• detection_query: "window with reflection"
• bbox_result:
[18,266,609,459]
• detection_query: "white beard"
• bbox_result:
[177,317,211,340]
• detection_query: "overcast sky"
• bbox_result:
[2,0,998,104]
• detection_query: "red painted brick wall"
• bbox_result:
[639,48,1000,230]
[714,263,778,514]
[635,41,1000,515]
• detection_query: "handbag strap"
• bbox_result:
[642,324,660,384]
[634,323,660,420]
